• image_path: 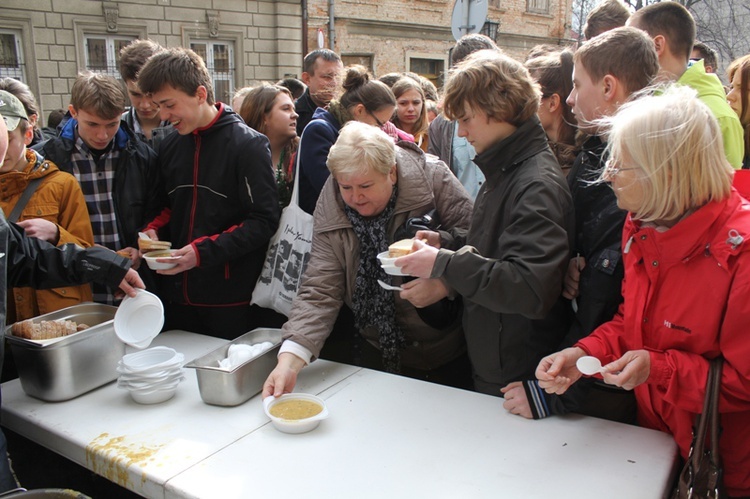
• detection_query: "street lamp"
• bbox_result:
[480,20,499,42]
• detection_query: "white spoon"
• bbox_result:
[138,232,151,240]
[576,356,608,375]
[377,279,403,291]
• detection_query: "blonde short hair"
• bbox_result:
[601,85,733,222]
[442,50,540,126]
[327,121,396,178]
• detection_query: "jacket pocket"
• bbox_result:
[36,285,93,315]
[20,203,60,223]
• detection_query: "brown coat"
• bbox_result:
[282,142,474,370]
[1,150,94,322]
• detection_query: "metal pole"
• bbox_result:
[462,0,470,35]
[302,0,308,60]
[328,0,335,49]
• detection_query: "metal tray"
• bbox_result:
[185,328,282,407]
[5,303,124,402]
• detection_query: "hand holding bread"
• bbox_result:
[391,238,439,279]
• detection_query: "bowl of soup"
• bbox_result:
[263,393,329,434]
[143,250,181,270]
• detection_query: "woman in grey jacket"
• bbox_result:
[263,122,473,397]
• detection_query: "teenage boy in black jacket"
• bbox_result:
[137,47,280,339]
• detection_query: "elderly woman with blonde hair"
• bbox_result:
[263,121,473,396]
[536,85,750,497]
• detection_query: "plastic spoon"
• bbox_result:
[138,232,151,240]
[377,279,403,292]
[576,356,608,375]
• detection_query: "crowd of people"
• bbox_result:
[0,0,749,494]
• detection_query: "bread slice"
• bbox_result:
[11,319,88,340]
[137,238,172,252]
[388,238,415,258]
[11,319,35,339]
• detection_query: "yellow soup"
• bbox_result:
[269,399,323,420]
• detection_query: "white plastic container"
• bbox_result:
[263,393,329,434]
[114,289,164,348]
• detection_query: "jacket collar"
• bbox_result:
[60,113,134,150]
[0,150,57,193]
[314,143,433,233]
[473,115,549,183]
[625,192,747,266]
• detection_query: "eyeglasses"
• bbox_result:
[604,159,640,177]
[367,109,386,128]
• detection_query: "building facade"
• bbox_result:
[310,0,573,88]
[1,0,571,126]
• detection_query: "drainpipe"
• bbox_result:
[328,0,335,50]
[302,0,308,61]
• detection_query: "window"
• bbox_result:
[341,55,373,74]
[410,58,445,88]
[190,40,235,105]
[527,0,550,14]
[84,35,135,78]
[0,30,25,81]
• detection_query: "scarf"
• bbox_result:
[344,187,405,372]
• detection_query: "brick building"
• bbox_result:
[311,0,574,87]
[1,0,572,126]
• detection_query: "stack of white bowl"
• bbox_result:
[117,346,185,404]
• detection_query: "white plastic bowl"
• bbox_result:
[129,384,178,404]
[117,369,184,385]
[143,250,181,270]
[120,346,182,371]
[114,290,164,348]
[263,393,329,434]
[381,265,408,276]
[376,250,397,266]
[124,375,183,390]
[377,251,409,276]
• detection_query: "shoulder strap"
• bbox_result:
[689,357,723,472]
[289,129,305,208]
[8,177,44,223]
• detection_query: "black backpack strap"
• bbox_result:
[8,177,44,223]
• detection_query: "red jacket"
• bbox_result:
[577,189,750,496]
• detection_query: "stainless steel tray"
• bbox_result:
[5,303,124,402]
[185,328,282,407]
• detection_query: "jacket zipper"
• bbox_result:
[183,134,202,305]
